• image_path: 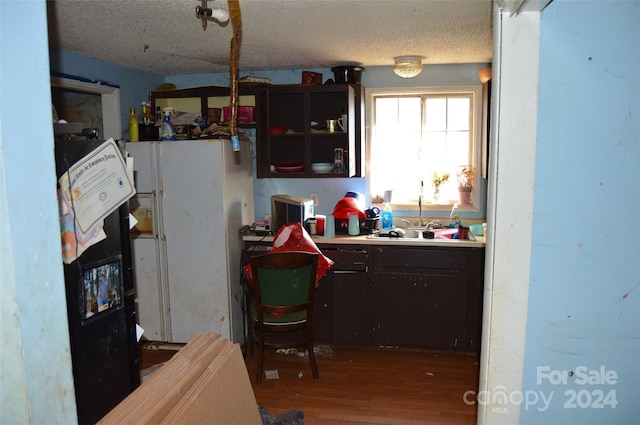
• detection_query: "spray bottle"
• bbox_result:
[159,107,176,141]
[449,203,461,228]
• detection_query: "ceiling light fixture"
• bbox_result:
[195,0,229,30]
[393,56,424,78]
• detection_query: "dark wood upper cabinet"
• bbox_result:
[256,83,365,178]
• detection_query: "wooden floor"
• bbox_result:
[139,343,480,425]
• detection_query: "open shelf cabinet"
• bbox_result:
[256,83,365,178]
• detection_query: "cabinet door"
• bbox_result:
[313,273,334,343]
[371,272,424,346]
[371,245,484,351]
[309,88,354,176]
[419,274,468,350]
[333,271,370,345]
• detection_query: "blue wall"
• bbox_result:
[1,1,77,422]
[520,1,640,423]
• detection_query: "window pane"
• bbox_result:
[370,89,479,207]
[425,98,446,131]
[376,98,398,126]
[372,97,422,200]
[422,132,447,170]
[447,132,470,167]
[398,97,421,132]
[448,98,470,131]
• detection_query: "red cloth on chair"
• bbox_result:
[244,223,334,289]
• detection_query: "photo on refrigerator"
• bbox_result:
[81,257,124,323]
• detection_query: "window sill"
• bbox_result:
[381,202,481,214]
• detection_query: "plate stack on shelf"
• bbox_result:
[273,161,304,173]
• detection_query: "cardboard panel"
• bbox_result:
[99,333,260,425]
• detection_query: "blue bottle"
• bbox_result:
[381,203,394,230]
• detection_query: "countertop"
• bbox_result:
[243,232,485,248]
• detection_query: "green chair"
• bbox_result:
[247,251,320,383]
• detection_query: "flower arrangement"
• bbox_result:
[457,167,475,191]
[431,172,450,187]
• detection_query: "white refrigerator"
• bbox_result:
[126,139,255,344]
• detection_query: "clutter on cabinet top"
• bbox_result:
[150,83,177,92]
[154,110,200,126]
[152,109,251,140]
[301,71,323,85]
[239,75,271,85]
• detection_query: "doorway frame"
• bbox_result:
[51,75,122,140]
[477,1,549,423]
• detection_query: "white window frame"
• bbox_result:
[365,85,484,212]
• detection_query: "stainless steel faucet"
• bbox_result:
[417,180,424,226]
[426,220,442,230]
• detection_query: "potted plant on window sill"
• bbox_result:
[457,167,475,205]
[431,172,450,203]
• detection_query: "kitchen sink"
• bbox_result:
[366,227,479,243]
[401,229,425,238]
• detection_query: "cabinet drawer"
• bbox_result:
[373,246,471,271]
[321,247,368,272]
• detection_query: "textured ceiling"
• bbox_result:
[47,0,493,76]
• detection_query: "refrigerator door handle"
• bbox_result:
[154,145,172,341]
[150,190,157,238]
[159,226,172,341]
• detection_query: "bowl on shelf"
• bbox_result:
[311,162,334,173]
[269,125,286,135]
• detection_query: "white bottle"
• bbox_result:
[159,108,176,141]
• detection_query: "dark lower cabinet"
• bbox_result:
[333,270,370,345]
[371,246,484,351]
[315,246,370,345]
[313,273,334,343]
[372,272,422,346]
[244,241,484,353]
[373,272,470,349]
[419,273,468,349]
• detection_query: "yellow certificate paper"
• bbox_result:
[59,138,136,233]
